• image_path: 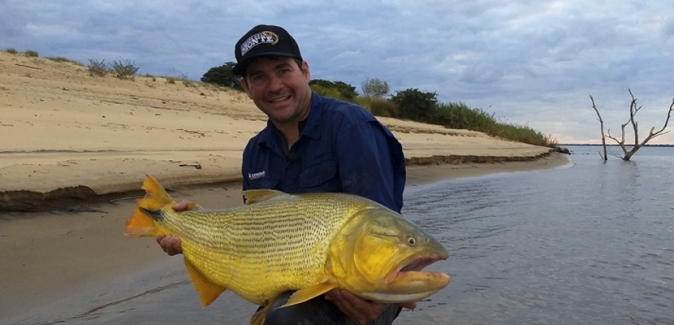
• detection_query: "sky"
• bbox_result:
[2,0,673,144]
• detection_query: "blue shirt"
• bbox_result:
[241,92,406,212]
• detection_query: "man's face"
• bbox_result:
[240,57,312,125]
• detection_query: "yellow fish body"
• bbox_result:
[125,175,450,325]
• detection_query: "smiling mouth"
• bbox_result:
[269,95,291,103]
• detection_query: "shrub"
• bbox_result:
[310,84,349,102]
[369,98,398,117]
[201,62,242,90]
[87,59,108,77]
[309,79,358,101]
[5,48,18,54]
[361,78,389,98]
[47,56,71,63]
[390,88,438,122]
[166,77,176,84]
[111,59,139,80]
[24,50,39,57]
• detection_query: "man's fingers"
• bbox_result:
[399,302,417,310]
[172,200,191,212]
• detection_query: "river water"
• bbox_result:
[4,146,673,325]
[399,145,674,325]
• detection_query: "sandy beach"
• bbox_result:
[0,51,569,323]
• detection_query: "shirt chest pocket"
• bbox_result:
[299,159,340,191]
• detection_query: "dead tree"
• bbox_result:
[590,89,674,161]
[589,95,608,161]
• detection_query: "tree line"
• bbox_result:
[201,62,557,148]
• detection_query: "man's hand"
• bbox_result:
[155,200,193,256]
[156,234,182,255]
[325,289,416,325]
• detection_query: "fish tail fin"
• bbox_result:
[124,175,176,238]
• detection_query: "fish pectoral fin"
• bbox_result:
[280,280,338,308]
[249,304,272,325]
[243,189,286,205]
[184,258,226,307]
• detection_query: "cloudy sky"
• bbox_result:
[2,0,673,144]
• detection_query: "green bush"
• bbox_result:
[435,102,497,131]
[309,79,358,101]
[47,56,72,63]
[390,88,438,122]
[24,50,39,57]
[361,78,389,98]
[111,59,139,80]
[201,62,242,90]
[368,98,398,117]
[310,84,350,102]
[87,59,108,77]
[5,48,18,54]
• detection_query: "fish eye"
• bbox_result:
[407,237,416,246]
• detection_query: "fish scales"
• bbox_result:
[160,193,371,304]
[125,175,451,325]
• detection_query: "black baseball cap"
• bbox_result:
[232,24,303,76]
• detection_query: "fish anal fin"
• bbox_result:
[280,280,338,308]
[184,258,226,307]
[243,189,286,205]
[249,303,272,325]
[138,175,176,210]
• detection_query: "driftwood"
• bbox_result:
[590,89,673,161]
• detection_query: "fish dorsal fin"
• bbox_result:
[243,189,287,205]
[279,280,338,308]
[184,258,226,307]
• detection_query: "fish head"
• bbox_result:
[344,208,451,303]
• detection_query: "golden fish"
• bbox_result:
[125,175,450,325]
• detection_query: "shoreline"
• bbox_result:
[0,150,559,212]
[0,153,569,321]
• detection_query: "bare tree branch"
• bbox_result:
[589,95,607,161]
[589,91,674,161]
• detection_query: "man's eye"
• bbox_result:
[250,75,264,82]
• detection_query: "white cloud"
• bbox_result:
[1,0,673,143]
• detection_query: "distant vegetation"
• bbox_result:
[201,62,242,90]
[0,49,556,147]
[198,61,557,148]
[24,50,39,57]
[110,59,139,80]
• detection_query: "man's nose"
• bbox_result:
[266,75,284,92]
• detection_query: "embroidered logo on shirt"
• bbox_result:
[248,171,266,180]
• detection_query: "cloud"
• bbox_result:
[1,0,673,143]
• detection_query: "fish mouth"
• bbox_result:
[384,253,450,284]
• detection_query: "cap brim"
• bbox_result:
[232,52,300,76]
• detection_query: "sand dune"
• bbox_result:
[0,51,553,210]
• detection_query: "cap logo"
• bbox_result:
[240,31,279,56]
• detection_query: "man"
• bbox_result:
[157,24,412,325]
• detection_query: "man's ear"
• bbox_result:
[239,77,252,98]
[301,61,310,80]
